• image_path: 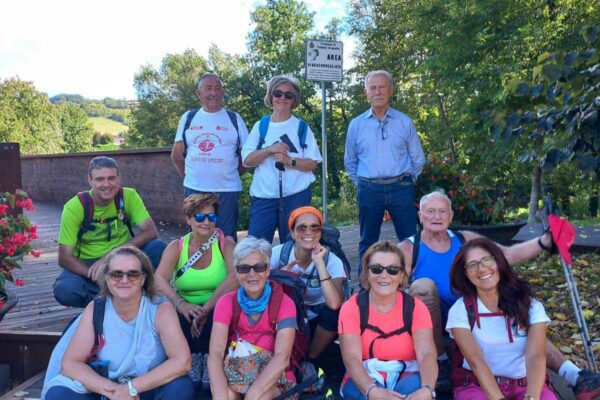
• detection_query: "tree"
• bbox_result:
[492,25,600,217]
[57,103,94,152]
[127,49,211,147]
[0,77,63,155]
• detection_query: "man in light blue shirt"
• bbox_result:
[344,70,426,271]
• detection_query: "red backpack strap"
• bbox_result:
[215,227,234,254]
[464,295,478,329]
[267,281,284,334]
[229,292,242,342]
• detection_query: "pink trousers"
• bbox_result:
[454,382,557,400]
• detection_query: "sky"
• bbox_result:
[0,0,351,100]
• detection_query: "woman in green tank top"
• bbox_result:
[155,194,236,354]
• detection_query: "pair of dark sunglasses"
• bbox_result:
[368,264,403,276]
[236,263,269,274]
[193,213,218,223]
[273,89,296,100]
[295,224,322,233]
[107,270,145,282]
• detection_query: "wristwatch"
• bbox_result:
[291,157,297,167]
[127,378,138,396]
[421,384,436,399]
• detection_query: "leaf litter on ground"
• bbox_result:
[515,253,600,368]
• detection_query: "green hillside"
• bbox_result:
[90,117,128,136]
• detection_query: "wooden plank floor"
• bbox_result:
[0,202,398,334]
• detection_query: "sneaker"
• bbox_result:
[574,369,600,400]
[300,361,325,393]
[436,359,452,394]
[201,353,211,392]
[187,353,203,392]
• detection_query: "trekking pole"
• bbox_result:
[276,163,285,243]
[559,256,597,371]
[272,368,325,400]
[542,196,598,371]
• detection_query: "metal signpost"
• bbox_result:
[305,39,343,222]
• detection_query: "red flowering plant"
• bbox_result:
[0,190,41,307]
[416,155,508,226]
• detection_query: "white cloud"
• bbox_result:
[0,0,352,99]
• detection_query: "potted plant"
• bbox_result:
[0,189,40,322]
[417,155,526,244]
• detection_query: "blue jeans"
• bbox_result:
[45,376,195,400]
[183,188,240,240]
[53,239,166,308]
[357,178,417,274]
[248,187,312,243]
[341,372,422,399]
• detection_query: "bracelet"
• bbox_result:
[174,298,184,309]
[538,236,552,252]
[364,383,377,399]
[319,276,332,282]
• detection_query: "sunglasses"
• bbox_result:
[273,89,296,100]
[295,224,323,233]
[193,213,218,223]
[236,263,269,274]
[368,264,403,276]
[465,256,496,272]
[107,270,144,282]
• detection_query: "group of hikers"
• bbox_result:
[40,69,600,400]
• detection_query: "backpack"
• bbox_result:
[76,188,134,257]
[256,115,308,151]
[230,270,310,377]
[279,223,352,298]
[357,290,415,359]
[411,228,466,273]
[181,108,241,160]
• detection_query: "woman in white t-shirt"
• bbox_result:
[241,75,322,244]
[270,206,346,360]
[446,238,557,400]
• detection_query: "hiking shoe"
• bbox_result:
[187,353,203,392]
[436,359,452,394]
[301,361,325,393]
[574,369,600,400]
[201,353,211,392]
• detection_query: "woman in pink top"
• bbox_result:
[339,240,438,400]
[208,236,297,400]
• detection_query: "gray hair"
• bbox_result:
[88,156,119,176]
[364,70,394,88]
[264,75,301,109]
[233,236,272,266]
[197,72,222,89]
[419,190,452,209]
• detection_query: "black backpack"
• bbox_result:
[76,188,134,257]
[181,108,240,159]
[357,290,415,359]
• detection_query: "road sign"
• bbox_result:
[305,40,343,82]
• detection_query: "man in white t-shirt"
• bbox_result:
[171,73,249,240]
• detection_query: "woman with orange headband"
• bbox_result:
[270,206,347,361]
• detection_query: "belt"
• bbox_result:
[359,173,412,185]
[457,368,544,388]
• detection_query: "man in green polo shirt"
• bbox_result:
[54,156,166,307]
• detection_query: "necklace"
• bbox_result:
[369,292,397,314]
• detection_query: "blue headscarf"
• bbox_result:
[237,281,272,315]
